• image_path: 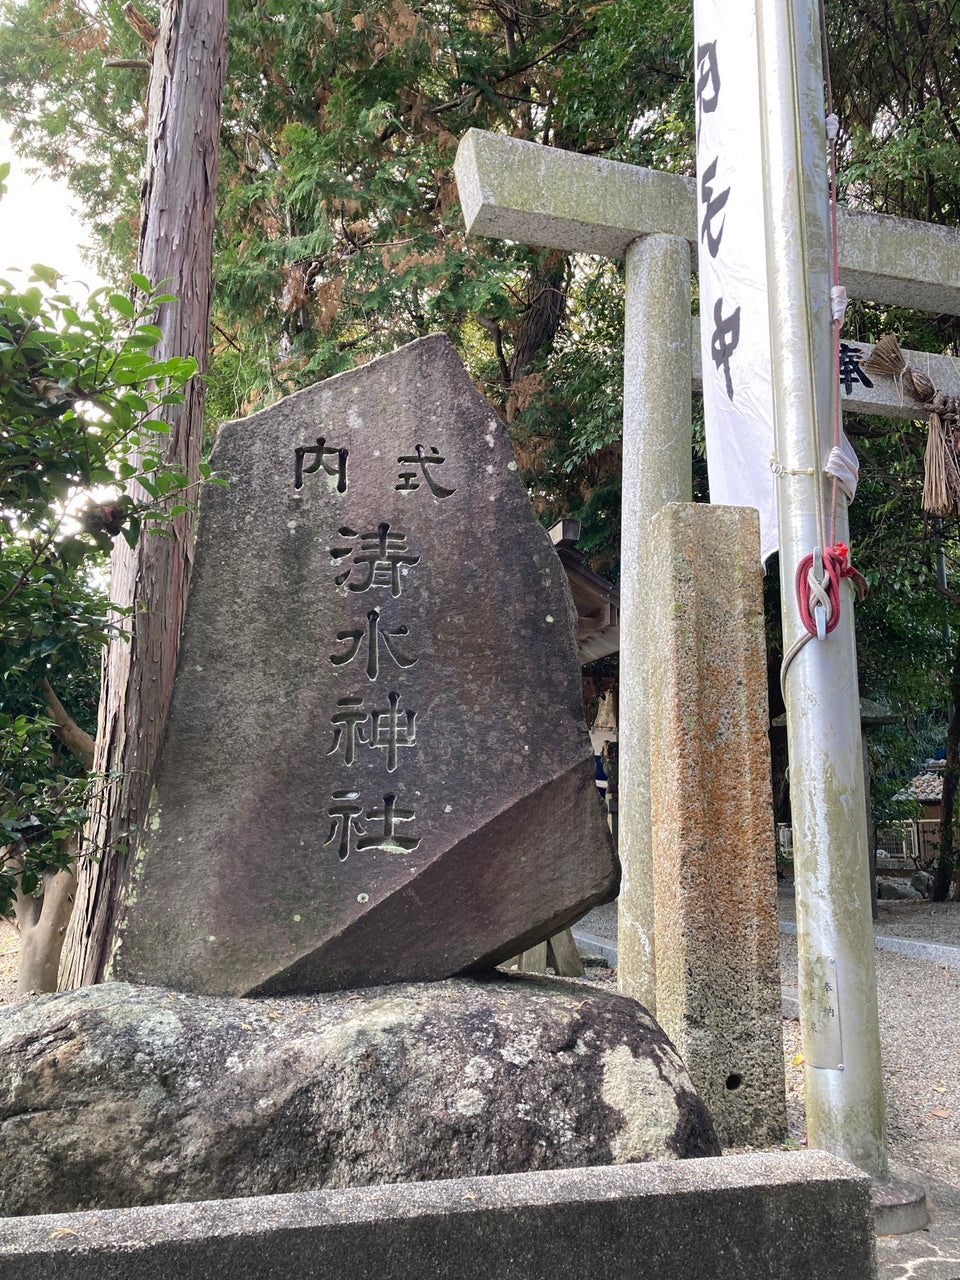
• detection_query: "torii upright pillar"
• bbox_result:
[455,133,695,1010]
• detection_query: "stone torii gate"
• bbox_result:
[454,110,960,1183]
[455,125,960,989]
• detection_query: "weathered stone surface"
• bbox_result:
[456,126,960,315]
[0,978,719,1216]
[877,879,923,901]
[617,234,692,1016]
[648,503,786,1148]
[109,335,616,996]
[0,1154,877,1280]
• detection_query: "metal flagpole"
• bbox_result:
[754,0,894,1183]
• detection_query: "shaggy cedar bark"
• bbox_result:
[60,0,228,987]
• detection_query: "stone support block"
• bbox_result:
[648,502,787,1147]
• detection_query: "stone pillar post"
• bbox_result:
[648,502,786,1147]
[617,234,692,1012]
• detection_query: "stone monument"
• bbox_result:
[107,334,617,996]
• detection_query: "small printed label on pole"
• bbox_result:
[802,953,843,1071]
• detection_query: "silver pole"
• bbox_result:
[755,0,887,1176]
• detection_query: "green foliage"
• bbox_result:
[828,0,960,224]
[0,0,697,565]
[6,0,960,835]
[0,709,89,918]
[0,0,145,273]
[0,252,197,915]
[0,268,197,675]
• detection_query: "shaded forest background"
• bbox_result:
[2,0,960,924]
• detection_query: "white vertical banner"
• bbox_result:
[694,0,778,561]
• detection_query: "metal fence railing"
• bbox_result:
[875,819,942,868]
[875,823,915,864]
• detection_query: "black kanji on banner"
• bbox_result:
[838,343,874,397]
[700,157,730,259]
[711,298,741,400]
[695,40,721,137]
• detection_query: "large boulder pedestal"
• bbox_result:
[0,976,719,1216]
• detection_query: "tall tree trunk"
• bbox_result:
[60,0,228,988]
[16,864,77,994]
[11,683,92,992]
[933,629,960,902]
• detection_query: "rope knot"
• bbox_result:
[795,542,869,639]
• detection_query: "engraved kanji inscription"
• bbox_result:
[356,793,421,853]
[327,697,369,766]
[396,444,456,498]
[295,437,348,491]
[327,691,417,772]
[330,522,420,597]
[368,690,417,773]
[330,606,418,681]
[325,790,364,861]
[324,790,421,860]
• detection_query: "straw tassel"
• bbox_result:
[863,333,906,378]
[922,413,960,515]
[864,335,960,516]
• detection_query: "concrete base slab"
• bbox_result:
[0,1153,875,1280]
[872,1176,929,1236]
[876,1166,960,1277]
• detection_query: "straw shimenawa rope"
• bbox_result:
[863,334,960,516]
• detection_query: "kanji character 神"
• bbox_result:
[326,691,417,772]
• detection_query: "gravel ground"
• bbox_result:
[0,917,17,1004]
[576,889,960,1183]
[778,890,960,1187]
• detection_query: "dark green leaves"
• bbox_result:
[0,267,198,915]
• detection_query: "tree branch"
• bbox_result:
[16,865,78,995]
[39,678,95,770]
[478,316,511,386]
[122,2,158,48]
